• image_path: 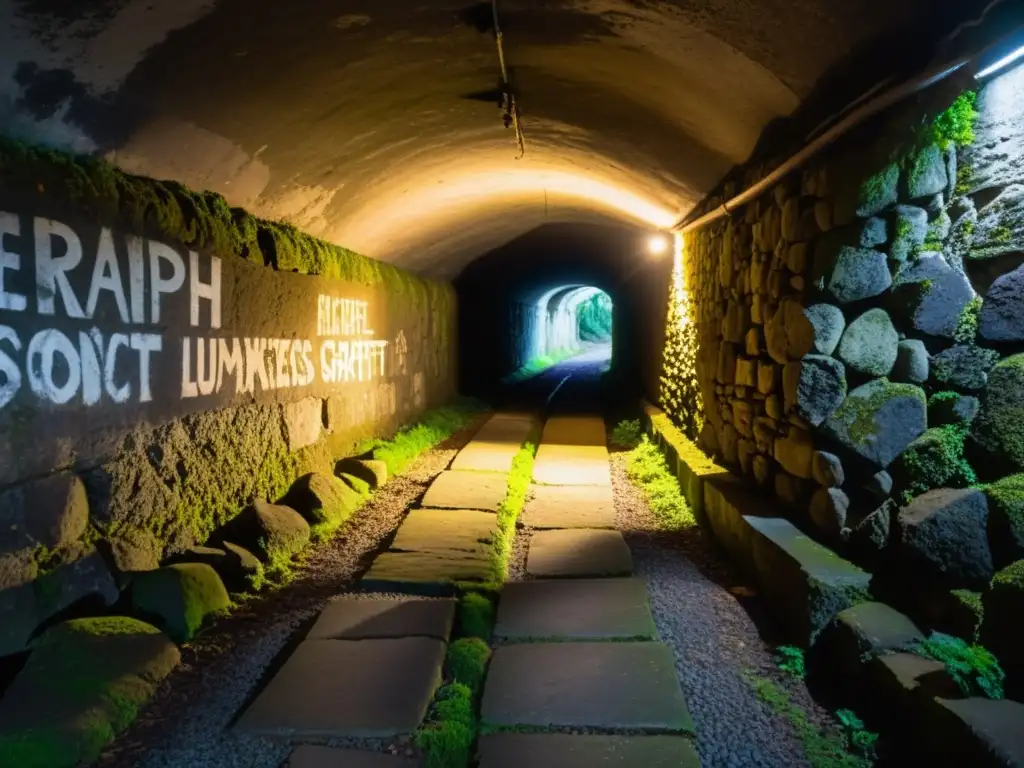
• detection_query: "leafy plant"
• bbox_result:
[911,633,1005,699]
[835,709,879,760]
[776,645,806,680]
[625,436,695,530]
[577,290,613,341]
[929,90,979,150]
[446,638,491,691]
[611,418,643,449]
[490,432,540,583]
[415,682,476,768]
[457,592,495,640]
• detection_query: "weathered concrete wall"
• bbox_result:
[657,61,1024,685]
[0,142,456,655]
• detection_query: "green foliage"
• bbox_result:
[446,638,491,691]
[929,91,979,150]
[369,403,481,477]
[610,419,643,449]
[950,590,984,642]
[971,354,1024,474]
[457,592,496,641]
[832,380,927,448]
[993,558,1024,590]
[415,682,476,768]
[490,431,541,583]
[985,474,1024,560]
[776,646,806,680]
[746,673,874,768]
[504,348,579,384]
[130,563,231,643]
[576,291,613,342]
[625,436,696,530]
[911,633,1004,699]
[893,424,976,503]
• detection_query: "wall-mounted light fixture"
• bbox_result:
[647,233,670,257]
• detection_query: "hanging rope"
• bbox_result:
[492,0,525,158]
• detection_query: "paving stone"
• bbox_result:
[526,529,632,577]
[235,638,444,738]
[391,509,496,555]
[288,745,415,767]
[420,470,508,512]
[306,597,455,641]
[481,642,692,732]
[520,484,615,529]
[494,578,655,640]
[360,551,492,593]
[477,734,701,768]
[540,415,607,447]
[533,446,612,485]
[451,413,539,472]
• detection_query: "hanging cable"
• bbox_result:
[492,0,525,158]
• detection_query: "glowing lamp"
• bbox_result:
[977,43,1024,80]
[647,234,670,256]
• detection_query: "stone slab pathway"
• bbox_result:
[451,412,539,472]
[420,470,509,511]
[519,483,615,528]
[477,733,702,768]
[306,597,455,641]
[287,745,415,767]
[526,528,633,577]
[390,508,496,555]
[481,642,694,731]
[494,578,655,641]
[235,637,444,738]
[533,416,611,486]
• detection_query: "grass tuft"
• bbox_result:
[625,436,696,530]
[457,592,496,641]
[910,633,1004,699]
[490,427,542,583]
[610,418,643,449]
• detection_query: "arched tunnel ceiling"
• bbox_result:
[1,0,977,278]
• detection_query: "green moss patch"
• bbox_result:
[457,592,496,641]
[504,348,580,384]
[971,354,1024,477]
[367,402,483,477]
[130,563,231,643]
[626,436,696,529]
[950,590,984,642]
[910,632,1004,700]
[489,430,541,585]
[892,425,976,503]
[0,617,180,768]
[929,91,979,150]
[446,638,491,691]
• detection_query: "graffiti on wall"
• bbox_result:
[0,213,400,414]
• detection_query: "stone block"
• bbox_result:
[804,303,845,356]
[282,472,362,528]
[891,253,974,340]
[928,698,1024,768]
[745,516,871,646]
[892,339,929,384]
[735,357,757,388]
[782,355,847,426]
[283,398,323,451]
[773,427,814,479]
[288,746,414,768]
[765,297,815,364]
[0,472,88,552]
[421,470,509,511]
[481,643,692,732]
[477,734,701,768]
[526,530,632,578]
[836,309,898,377]
[211,499,310,563]
[307,597,455,641]
[824,379,927,468]
[236,638,445,738]
[521,484,615,529]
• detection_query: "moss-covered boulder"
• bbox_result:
[781,355,847,426]
[985,474,1024,569]
[980,262,1024,343]
[904,144,949,200]
[210,499,310,563]
[892,339,929,384]
[890,204,929,263]
[131,563,230,643]
[282,472,361,531]
[823,379,927,468]
[891,253,975,339]
[836,308,899,377]
[166,544,263,593]
[811,239,891,304]
[929,392,981,427]
[891,426,976,502]
[982,560,1024,696]
[970,354,1024,478]
[895,488,994,591]
[0,617,179,768]
[856,163,900,218]
[931,345,1001,392]
[804,303,846,356]
[339,473,372,498]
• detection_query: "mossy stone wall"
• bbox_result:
[0,140,457,656]
[658,64,1024,692]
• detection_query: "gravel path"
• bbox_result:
[610,449,833,768]
[95,417,487,768]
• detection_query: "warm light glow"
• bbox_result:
[647,233,671,256]
[977,44,1024,80]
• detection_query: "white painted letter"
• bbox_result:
[0,326,22,410]
[130,333,161,403]
[125,235,146,323]
[34,218,85,318]
[104,333,131,402]
[245,337,270,392]
[0,213,27,312]
[196,337,217,396]
[27,329,81,404]
[320,340,335,384]
[181,337,198,398]
[85,229,129,322]
[148,241,185,323]
[189,252,221,328]
[217,338,245,393]
[79,330,103,406]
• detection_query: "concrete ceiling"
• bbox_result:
[0,0,976,278]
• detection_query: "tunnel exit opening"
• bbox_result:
[523,285,613,378]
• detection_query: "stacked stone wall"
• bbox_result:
[659,65,1024,693]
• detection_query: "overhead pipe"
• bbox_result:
[671,55,971,234]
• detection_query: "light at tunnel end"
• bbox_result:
[647,233,671,256]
